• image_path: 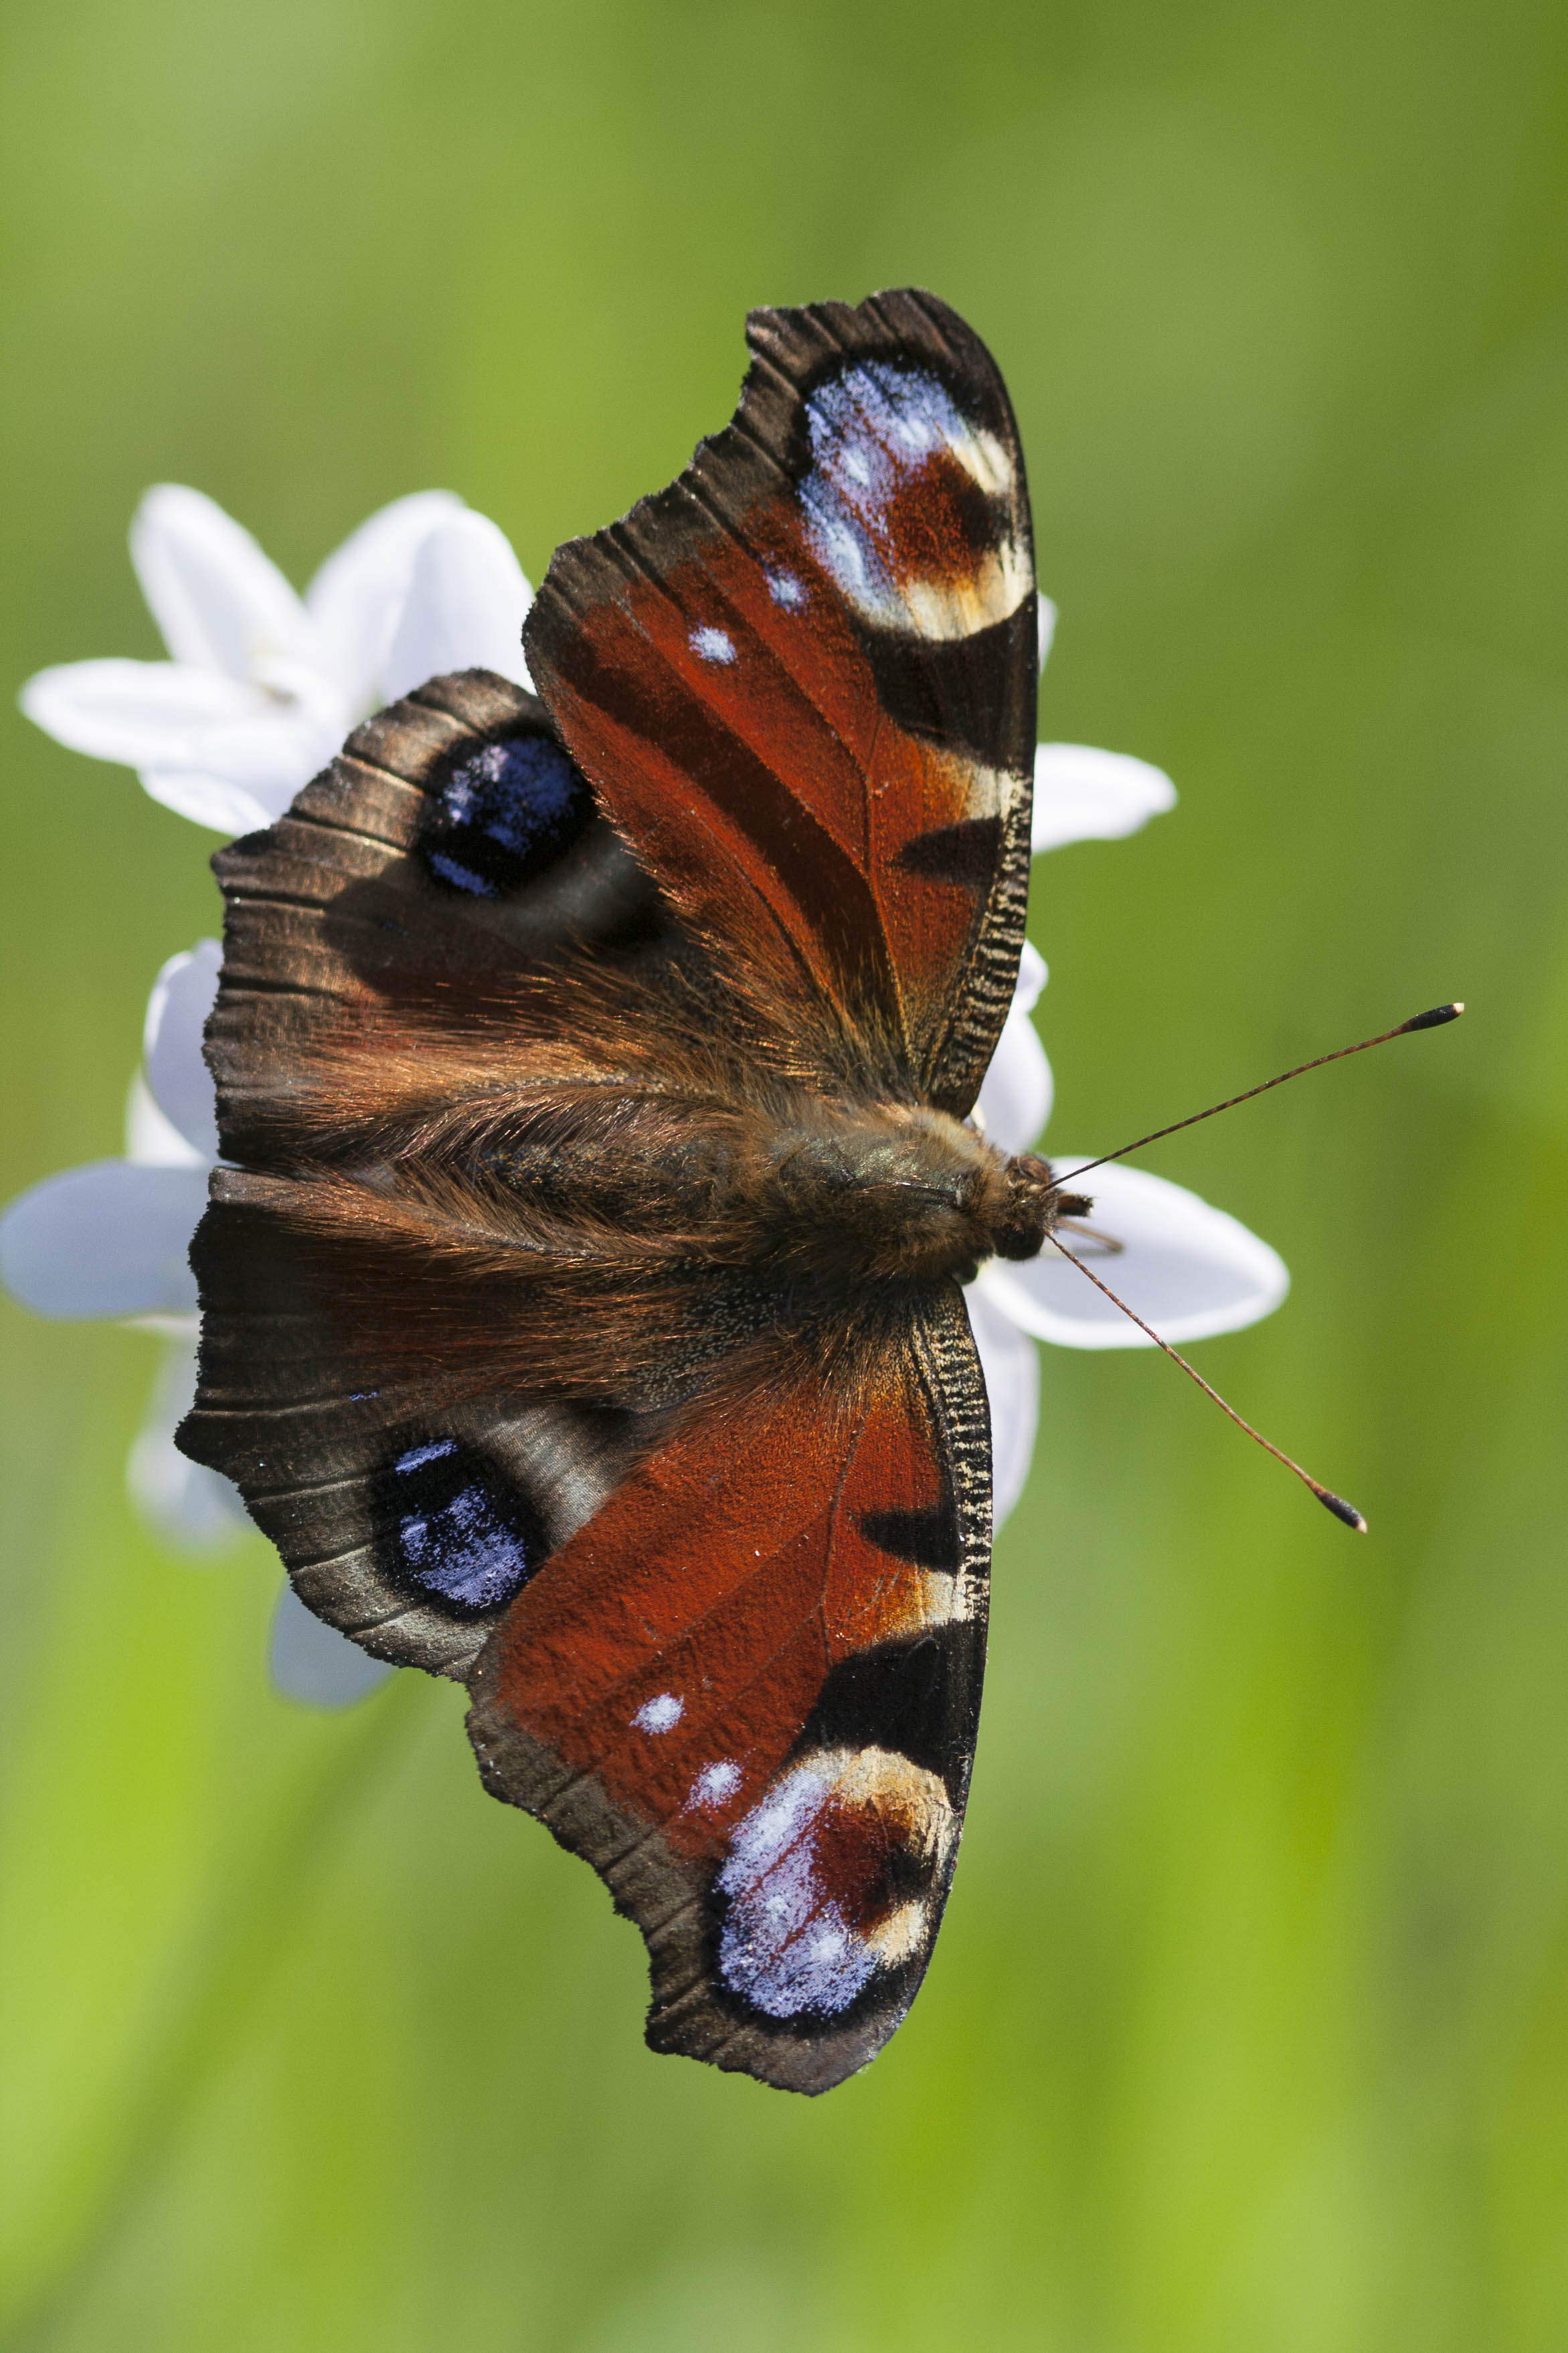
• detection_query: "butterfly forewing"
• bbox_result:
[525,287,1037,1112]
[203,668,661,1163]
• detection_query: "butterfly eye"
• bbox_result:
[418,730,592,898]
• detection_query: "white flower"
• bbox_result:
[1031,740,1177,853]
[20,487,534,836]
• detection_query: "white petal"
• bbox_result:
[978,1160,1288,1350]
[21,647,344,833]
[143,941,222,1161]
[130,485,310,679]
[1012,939,1048,1018]
[1031,744,1177,854]
[136,765,284,836]
[135,681,348,833]
[964,1285,1039,1532]
[977,1008,1053,1155]
[245,653,353,734]
[126,1335,249,1551]
[0,1161,206,1318]
[268,1583,396,1708]
[1037,595,1057,671]
[19,659,263,766]
[382,511,534,702]
[304,491,467,714]
[124,1073,206,1168]
[177,719,337,812]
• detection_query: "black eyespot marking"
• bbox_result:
[379,1435,547,1614]
[418,732,592,898]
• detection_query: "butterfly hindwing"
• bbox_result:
[466,1284,990,2094]
[184,1169,657,1676]
[523,287,1037,1112]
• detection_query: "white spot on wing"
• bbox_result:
[689,1759,742,1807]
[764,569,806,608]
[634,1692,683,1734]
[689,625,735,664]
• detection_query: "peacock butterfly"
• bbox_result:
[178,288,1087,2093]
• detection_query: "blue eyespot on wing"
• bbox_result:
[386,1433,545,1613]
[419,733,592,898]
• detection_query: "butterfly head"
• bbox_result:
[756,1104,1090,1290]
[983,1153,1092,1263]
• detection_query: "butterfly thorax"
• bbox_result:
[739,1100,1077,1287]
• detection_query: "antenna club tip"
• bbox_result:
[1403,1002,1464,1032]
[1316,1487,1368,1533]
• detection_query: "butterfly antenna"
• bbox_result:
[1069,1003,1464,1182]
[1047,1232,1367,1532]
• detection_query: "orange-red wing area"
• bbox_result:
[523,289,1037,1117]
[464,1285,992,2094]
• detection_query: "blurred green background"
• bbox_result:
[3,0,1566,2345]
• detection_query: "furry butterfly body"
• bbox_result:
[181,289,1079,2091]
